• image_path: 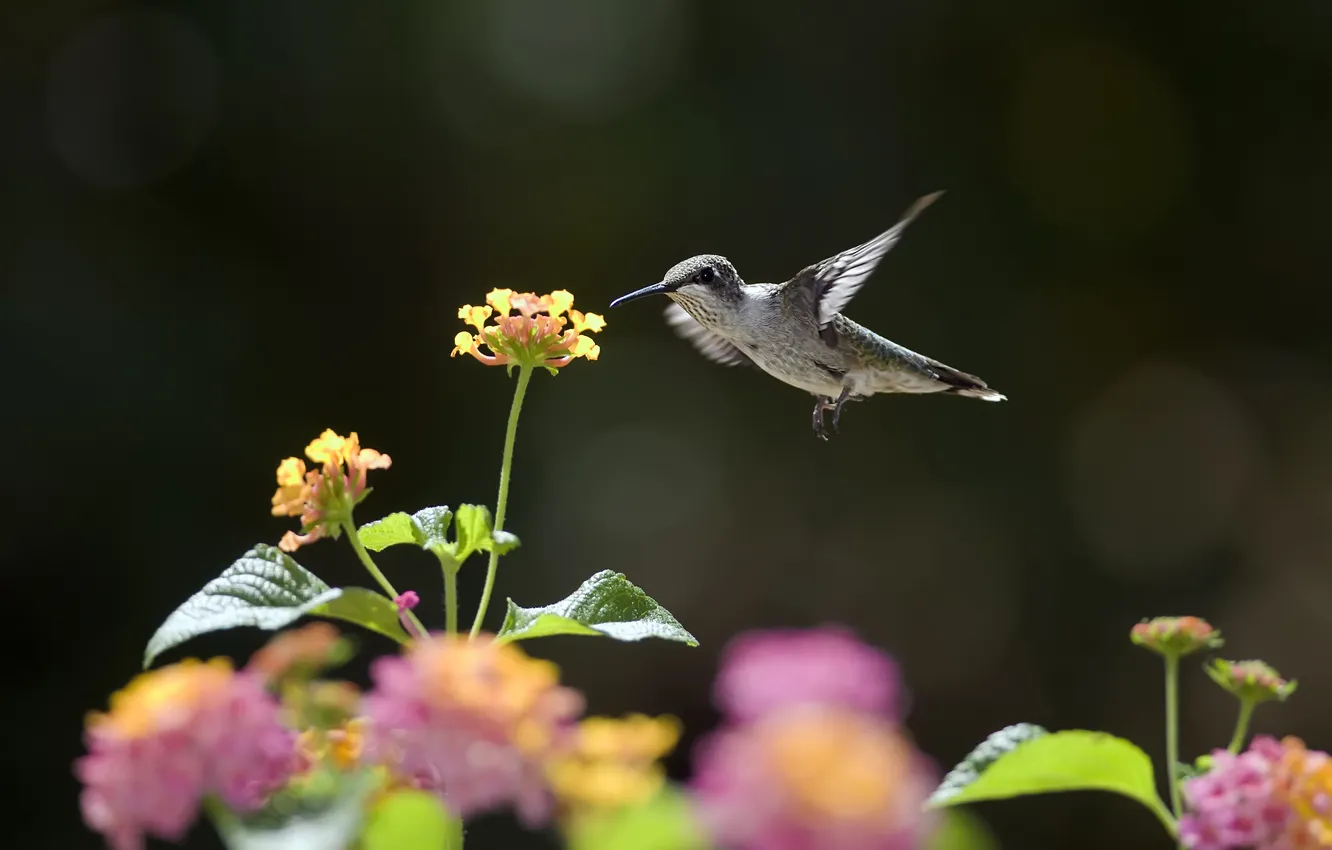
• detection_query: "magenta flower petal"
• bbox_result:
[75,660,294,850]
[361,633,584,826]
[713,625,902,723]
[1178,738,1294,850]
[689,703,934,850]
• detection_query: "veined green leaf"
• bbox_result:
[357,513,417,552]
[927,728,1169,823]
[143,545,409,668]
[452,504,493,560]
[410,506,454,554]
[497,570,698,646]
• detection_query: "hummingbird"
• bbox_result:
[608,191,1005,439]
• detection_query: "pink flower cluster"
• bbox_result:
[361,633,585,827]
[689,626,936,850]
[75,659,294,850]
[1179,735,1332,850]
[1179,739,1292,850]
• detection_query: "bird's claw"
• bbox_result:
[811,389,853,441]
[811,397,829,440]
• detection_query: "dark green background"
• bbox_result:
[6,0,1332,847]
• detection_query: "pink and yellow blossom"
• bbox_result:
[362,633,585,826]
[451,288,605,368]
[691,703,935,850]
[270,429,391,552]
[75,659,294,850]
[688,626,934,850]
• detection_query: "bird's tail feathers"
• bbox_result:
[931,361,1007,402]
[945,386,1007,402]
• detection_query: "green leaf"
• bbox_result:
[143,545,408,668]
[362,790,463,850]
[569,786,710,850]
[926,809,1001,850]
[490,530,521,555]
[211,769,375,850]
[410,506,454,552]
[357,513,417,552]
[311,587,412,645]
[927,728,1169,820]
[930,723,1048,804]
[452,504,493,560]
[497,570,698,646]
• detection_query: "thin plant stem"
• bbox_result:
[1147,794,1178,836]
[1227,698,1257,755]
[444,564,459,635]
[342,517,428,637]
[1165,654,1184,822]
[469,363,534,638]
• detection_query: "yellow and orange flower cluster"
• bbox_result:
[271,429,391,552]
[88,658,238,740]
[294,717,368,776]
[452,289,605,369]
[1274,736,1332,846]
[546,713,682,818]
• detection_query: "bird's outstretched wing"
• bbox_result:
[663,303,754,367]
[785,191,943,341]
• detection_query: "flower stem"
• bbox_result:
[1227,698,1256,754]
[469,363,534,639]
[444,563,459,635]
[1165,654,1184,822]
[342,517,428,638]
[1147,794,1178,836]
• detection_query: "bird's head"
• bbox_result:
[609,254,742,317]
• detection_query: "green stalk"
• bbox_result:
[444,563,459,635]
[342,518,428,637]
[469,363,534,638]
[1227,698,1256,754]
[1147,794,1178,836]
[1164,654,1183,823]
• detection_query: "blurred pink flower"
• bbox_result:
[1179,738,1290,850]
[362,633,585,826]
[712,625,902,723]
[690,626,932,850]
[75,659,294,850]
[690,703,935,850]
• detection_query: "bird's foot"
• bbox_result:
[811,396,831,441]
[811,395,848,441]
[831,386,853,432]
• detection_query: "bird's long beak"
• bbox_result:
[608,281,672,308]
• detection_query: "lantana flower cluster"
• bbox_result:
[452,288,605,369]
[1180,735,1332,849]
[270,429,392,552]
[361,633,586,826]
[689,626,936,850]
[76,659,295,850]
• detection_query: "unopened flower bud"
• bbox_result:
[1205,659,1297,704]
[1130,616,1222,658]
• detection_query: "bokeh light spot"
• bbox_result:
[1063,360,1263,578]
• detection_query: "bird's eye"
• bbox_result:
[697,267,715,283]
